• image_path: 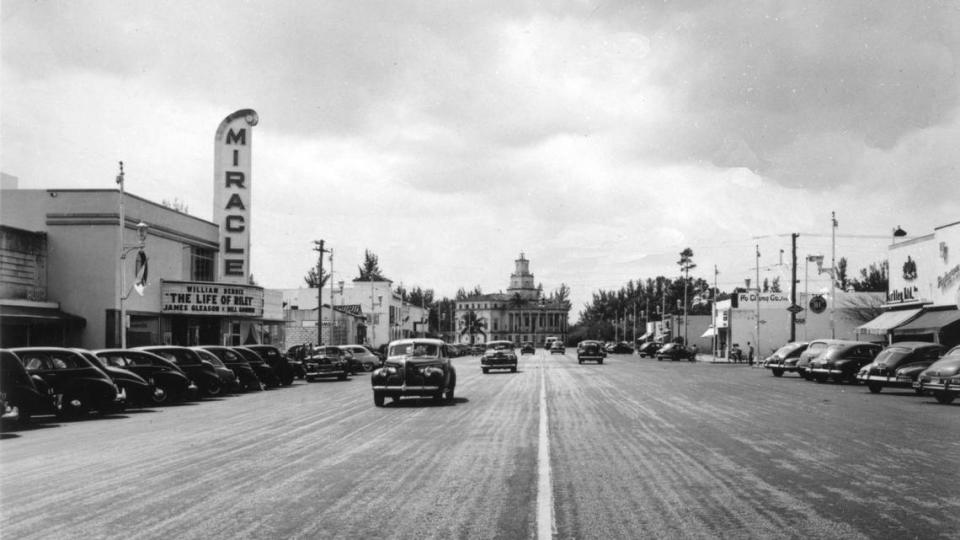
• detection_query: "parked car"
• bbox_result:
[577,340,606,364]
[12,347,124,418]
[605,342,634,354]
[233,347,282,388]
[135,346,224,397]
[284,345,309,379]
[520,342,536,355]
[191,348,241,393]
[637,342,662,358]
[199,346,262,391]
[75,349,154,408]
[656,343,695,362]
[0,349,57,424]
[339,344,383,372]
[371,339,456,406]
[914,345,960,404]
[481,340,518,373]
[549,341,566,355]
[808,342,882,383]
[857,342,945,394]
[304,346,352,381]
[763,342,809,377]
[245,345,296,385]
[796,339,847,379]
[93,349,196,404]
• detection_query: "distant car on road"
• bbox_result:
[857,342,944,394]
[481,340,517,373]
[914,345,960,404]
[520,342,535,355]
[577,341,606,364]
[656,343,695,362]
[549,341,565,355]
[636,342,662,358]
[371,339,456,406]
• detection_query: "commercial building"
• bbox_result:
[455,253,570,346]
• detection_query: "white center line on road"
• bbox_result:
[537,353,555,539]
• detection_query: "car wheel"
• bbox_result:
[374,392,385,407]
[914,387,924,395]
[150,385,170,405]
[772,368,784,377]
[58,392,89,419]
[511,367,517,373]
[578,359,583,364]
[445,386,455,403]
[482,368,489,374]
[305,376,315,382]
[598,359,604,365]
[934,392,955,404]
[867,382,883,393]
[205,379,223,397]
[281,373,295,386]
[337,373,347,381]
[814,373,828,383]
[363,363,375,372]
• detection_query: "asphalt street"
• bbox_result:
[1,349,958,539]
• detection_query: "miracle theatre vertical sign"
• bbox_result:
[214,109,259,283]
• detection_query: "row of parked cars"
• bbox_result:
[0,342,386,427]
[762,339,960,404]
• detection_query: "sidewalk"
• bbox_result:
[692,353,760,366]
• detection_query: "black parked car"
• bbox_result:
[371,339,456,406]
[75,349,154,408]
[808,342,882,384]
[637,342,662,358]
[763,342,809,377]
[136,346,224,397]
[857,342,945,393]
[199,346,262,391]
[191,348,242,393]
[1,349,57,424]
[914,345,960,404]
[656,343,695,362]
[233,347,281,388]
[246,345,296,385]
[606,342,634,354]
[93,349,196,404]
[796,339,847,379]
[12,347,124,418]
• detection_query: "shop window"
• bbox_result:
[191,247,215,282]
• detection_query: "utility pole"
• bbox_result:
[314,240,328,345]
[329,248,335,344]
[713,264,719,358]
[755,244,761,363]
[790,233,798,342]
[831,212,837,339]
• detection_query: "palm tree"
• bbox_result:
[459,309,487,345]
[510,293,527,341]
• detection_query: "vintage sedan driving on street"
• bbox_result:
[304,346,352,381]
[481,340,518,373]
[549,341,566,354]
[520,342,536,355]
[914,345,960,404]
[763,341,809,377]
[636,342,662,358]
[577,340,606,364]
[371,339,456,406]
[12,347,124,418]
[808,342,882,383]
[857,342,944,393]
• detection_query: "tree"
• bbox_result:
[850,261,889,292]
[762,278,770,292]
[161,197,189,214]
[770,276,782,293]
[677,248,696,342]
[459,310,487,345]
[553,283,571,304]
[304,266,331,288]
[356,249,386,281]
[837,257,849,290]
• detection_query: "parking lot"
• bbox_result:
[2,350,958,539]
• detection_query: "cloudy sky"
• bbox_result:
[3,1,959,316]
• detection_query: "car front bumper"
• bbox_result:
[372,385,441,397]
[857,374,914,387]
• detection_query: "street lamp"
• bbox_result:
[119,220,149,349]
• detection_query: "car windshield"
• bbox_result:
[487,342,512,350]
[773,344,801,358]
[389,343,439,358]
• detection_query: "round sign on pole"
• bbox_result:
[809,295,827,314]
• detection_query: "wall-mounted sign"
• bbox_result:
[902,256,918,281]
[887,286,920,305]
[214,109,258,283]
[738,292,791,305]
[161,281,263,317]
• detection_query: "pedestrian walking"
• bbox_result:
[747,342,755,366]
[690,344,698,362]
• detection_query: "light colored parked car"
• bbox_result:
[340,344,382,372]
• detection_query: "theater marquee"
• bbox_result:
[161,281,264,317]
[214,109,258,283]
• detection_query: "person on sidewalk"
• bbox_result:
[747,342,755,366]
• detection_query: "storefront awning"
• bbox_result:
[701,326,716,338]
[637,332,650,341]
[856,308,922,336]
[0,304,86,327]
[892,308,960,336]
